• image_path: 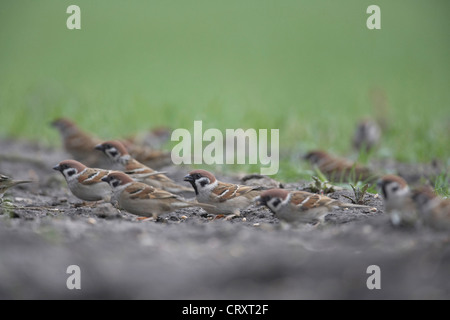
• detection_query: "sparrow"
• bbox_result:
[352,118,381,153]
[411,186,450,229]
[255,188,370,225]
[304,150,376,183]
[101,171,213,219]
[377,175,418,226]
[95,140,192,193]
[183,169,262,218]
[0,174,32,200]
[53,159,112,202]
[51,118,171,168]
[51,118,104,167]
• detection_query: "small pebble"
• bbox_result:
[242,217,247,222]
[370,207,378,212]
[181,215,188,220]
[87,218,97,225]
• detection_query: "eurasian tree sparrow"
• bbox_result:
[377,175,418,226]
[304,150,375,183]
[183,169,261,218]
[101,171,212,219]
[53,159,112,202]
[95,140,192,193]
[255,188,369,225]
[51,117,172,169]
[0,174,32,200]
[51,118,104,167]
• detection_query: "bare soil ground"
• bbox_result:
[0,138,449,299]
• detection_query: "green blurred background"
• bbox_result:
[0,0,449,178]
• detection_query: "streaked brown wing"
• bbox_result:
[290,191,336,209]
[125,183,177,200]
[125,159,172,182]
[212,182,258,202]
[79,168,110,185]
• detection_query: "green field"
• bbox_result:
[0,0,449,180]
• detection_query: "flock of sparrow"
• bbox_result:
[0,117,448,228]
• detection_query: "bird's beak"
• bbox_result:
[253,195,264,207]
[94,144,105,151]
[101,176,110,183]
[183,174,194,183]
[52,164,61,171]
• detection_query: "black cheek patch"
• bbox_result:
[272,198,281,207]
[381,184,387,199]
[112,181,120,188]
[200,179,208,187]
[67,169,76,177]
[109,150,118,158]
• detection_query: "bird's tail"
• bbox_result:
[165,183,194,193]
[9,180,33,187]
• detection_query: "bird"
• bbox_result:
[377,174,418,226]
[183,169,262,219]
[95,140,192,193]
[0,174,32,200]
[411,186,450,229]
[101,171,213,220]
[53,159,112,202]
[51,117,171,169]
[352,118,381,153]
[255,188,370,225]
[51,118,104,167]
[304,150,376,183]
